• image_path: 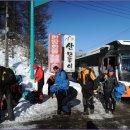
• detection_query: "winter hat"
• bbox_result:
[108,67,114,72]
[80,63,87,68]
[33,64,39,69]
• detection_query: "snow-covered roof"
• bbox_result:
[117,40,130,45]
[76,40,130,60]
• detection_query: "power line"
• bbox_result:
[89,0,130,16]
[75,1,130,19]
[62,1,130,20]
[85,27,130,52]
[102,0,130,11]
[58,1,130,51]
[100,27,130,45]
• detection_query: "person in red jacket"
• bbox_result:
[33,64,44,96]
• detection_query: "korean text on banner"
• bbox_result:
[64,35,75,72]
[48,34,62,72]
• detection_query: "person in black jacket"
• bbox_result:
[101,67,118,114]
[79,63,97,115]
[0,66,16,121]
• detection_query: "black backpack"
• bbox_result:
[26,91,41,104]
[85,69,95,90]
[1,67,16,86]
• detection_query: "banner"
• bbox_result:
[64,35,75,72]
[48,34,62,72]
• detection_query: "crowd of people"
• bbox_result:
[0,62,125,122]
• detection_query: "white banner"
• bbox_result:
[64,35,75,72]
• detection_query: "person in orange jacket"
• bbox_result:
[33,64,44,96]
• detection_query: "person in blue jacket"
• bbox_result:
[50,66,70,115]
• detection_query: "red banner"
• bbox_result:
[48,34,62,72]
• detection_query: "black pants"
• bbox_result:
[56,90,66,112]
[0,85,14,121]
[104,91,116,110]
[38,78,44,93]
[82,87,94,109]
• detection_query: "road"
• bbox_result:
[21,97,130,129]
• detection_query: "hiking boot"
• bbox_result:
[105,109,109,113]
[84,106,87,113]
[6,116,15,121]
[110,109,115,114]
[84,108,89,115]
[57,110,61,115]
[63,111,71,116]
[90,108,94,114]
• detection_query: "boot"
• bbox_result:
[84,106,89,115]
[57,110,61,115]
[110,109,115,114]
[90,108,94,114]
[86,108,89,115]
[63,110,71,115]
[84,106,87,113]
[90,104,94,114]
[105,108,109,113]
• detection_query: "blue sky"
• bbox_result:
[47,0,130,53]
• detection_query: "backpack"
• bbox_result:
[112,83,126,103]
[85,69,95,90]
[60,69,68,80]
[25,91,44,104]
[67,86,78,99]
[2,67,16,86]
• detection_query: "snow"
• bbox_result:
[0,45,115,128]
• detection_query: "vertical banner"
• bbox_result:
[48,34,62,72]
[64,35,75,72]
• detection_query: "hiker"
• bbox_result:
[33,64,44,103]
[79,63,97,115]
[50,66,70,115]
[100,67,118,114]
[47,73,78,114]
[0,66,16,121]
[47,75,55,96]
[22,90,43,104]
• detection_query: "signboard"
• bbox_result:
[48,34,62,72]
[34,0,51,7]
[64,35,75,72]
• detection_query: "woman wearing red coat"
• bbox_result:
[33,64,44,94]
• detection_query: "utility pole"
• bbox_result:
[5,1,9,67]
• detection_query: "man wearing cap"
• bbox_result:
[102,67,118,114]
[79,63,97,115]
[0,66,16,121]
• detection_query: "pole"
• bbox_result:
[5,1,9,67]
[30,0,34,79]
